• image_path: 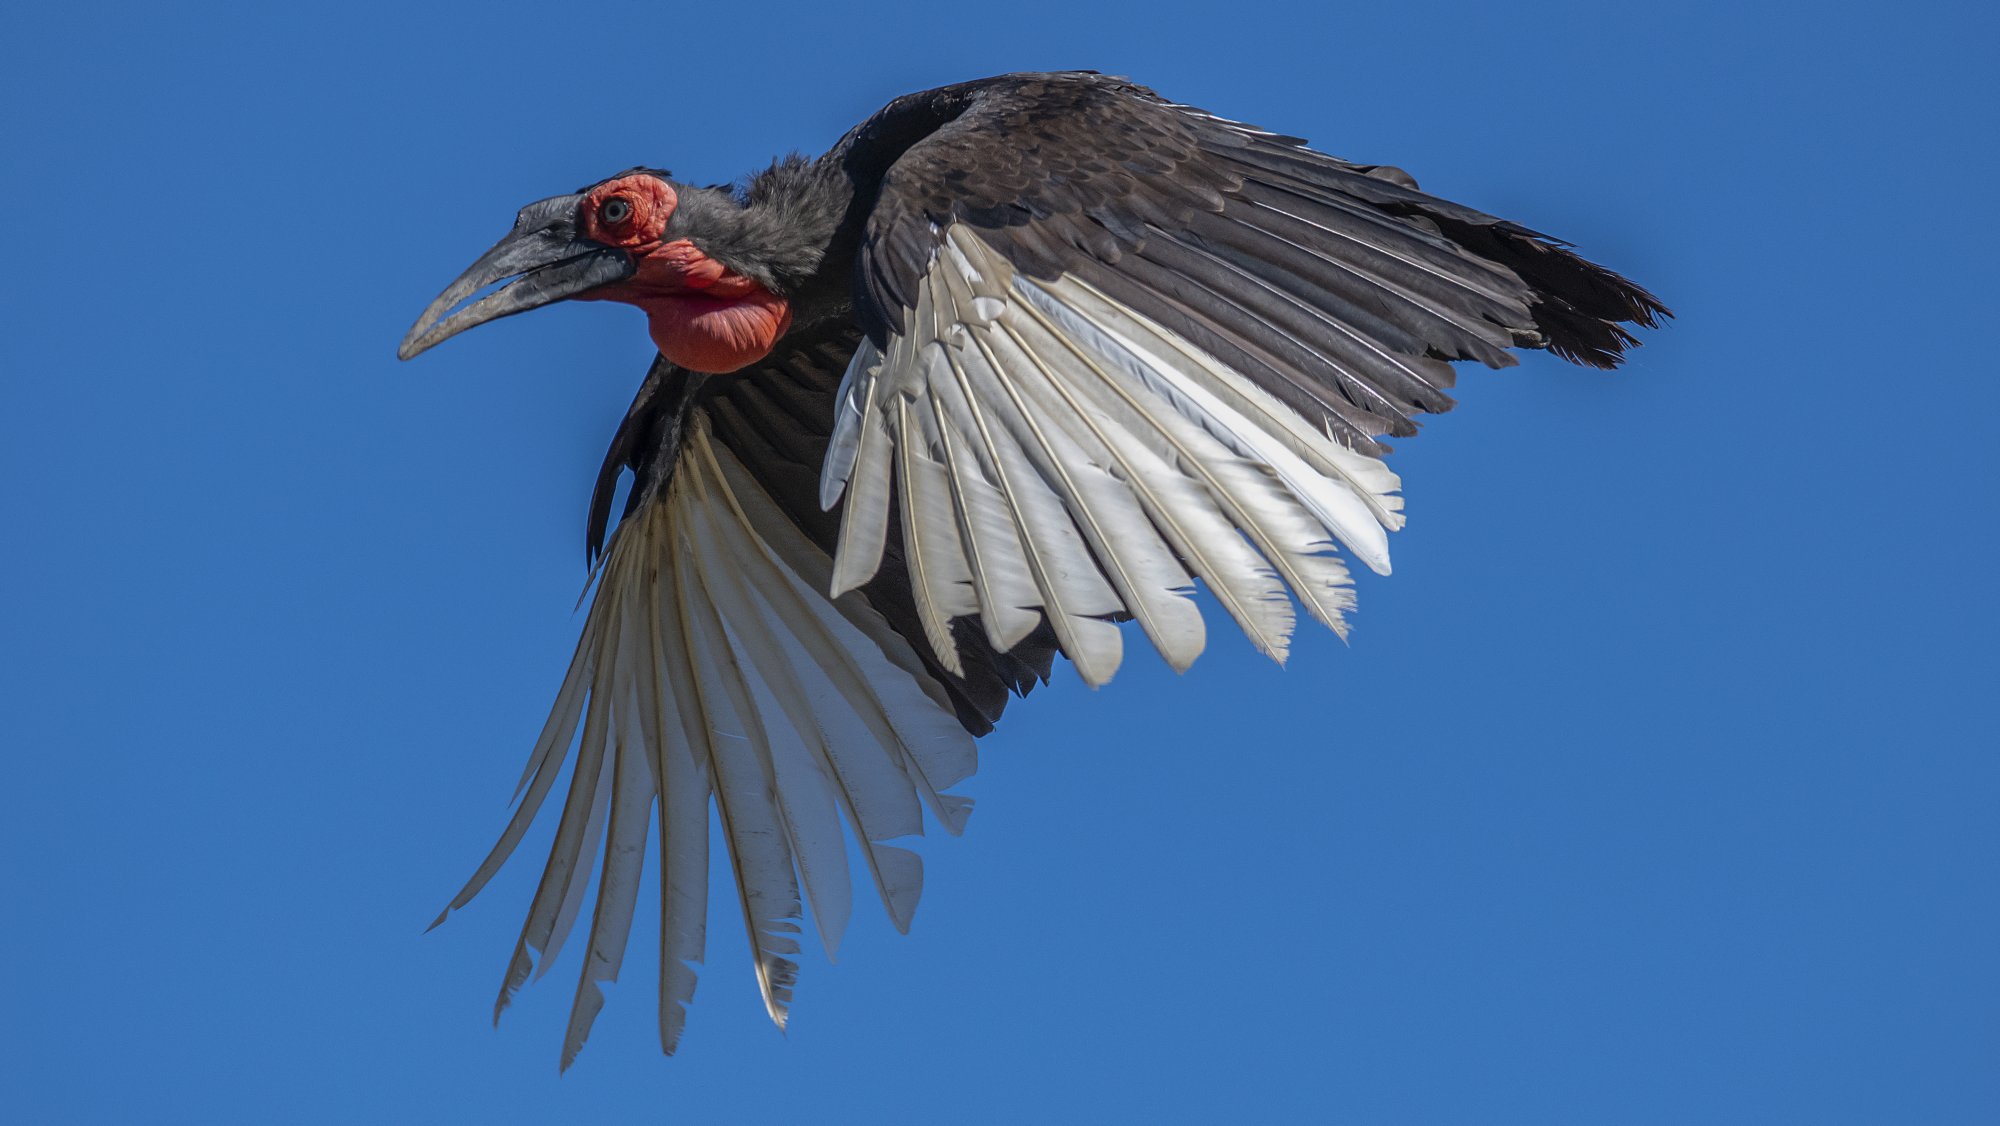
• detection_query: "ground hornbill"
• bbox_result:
[399,70,1669,1067]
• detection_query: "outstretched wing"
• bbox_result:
[822,71,1667,682]
[434,325,1061,1068]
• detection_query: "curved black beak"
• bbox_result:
[398,193,634,360]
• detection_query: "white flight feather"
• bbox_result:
[674,546,804,1030]
[933,237,1142,679]
[641,543,709,1055]
[929,392,1043,653]
[443,412,987,1058]
[821,338,878,509]
[961,316,1206,671]
[942,229,1204,669]
[704,432,975,839]
[828,357,894,598]
[434,692,578,932]
[1041,269,1407,521]
[686,474,936,960]
[739,454,966,728]
[1017,273,1401,575]
[693,535,929,936]
[893,395,978,673]
[690,452,948,943]
[1033,270,1407,524]
[521,638,616,951]
[687,494,857,961]
[725,626,856,963]
[539,737,612,984]
[998,291,1298,660]
[1000,269,1361,635]
[676,455,837,1028]
[914,237,1062,653]
[912,238,1054,651]
[561,656,654,1069]
[936,333,1125,685]
[482,643,614,1023]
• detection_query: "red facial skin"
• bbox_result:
[575,175,793,373]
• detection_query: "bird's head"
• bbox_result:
[398,169,792,373]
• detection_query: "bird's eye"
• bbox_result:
[601,197,632,224]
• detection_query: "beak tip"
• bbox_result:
[397,316,444,361]
[395,332,429,361]
[397,197,625,362]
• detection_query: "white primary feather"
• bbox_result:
[923,355,1045,653]
[1012,274,1360,636]
[687,501,857,964]
[995,289,1298,660]
[828,356,895,598]
[561,666,653,1069]
[693,573,928,936]
[1015,271,1402,573]
[684,454,952,953]
[941,443,1046,650]
[673,534,805,1030]
[1034,267,1407,523]
[893,395,978,673]
[694,552,930,934]
[822,223,1415,670]
[900,247,1129,683]
[821,337,878,510]
[704,434,976,838]
[508,625,594,800]
[640,566,709,1055]
[941,230,1206,670]
[539,740,613,984]
[439,415,977,1061]
[935,335,1126,685]
[959,317,1206,671]
[829,239,1140,685]
[494,641,617,1019]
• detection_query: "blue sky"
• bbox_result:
[3,1,1995,1122]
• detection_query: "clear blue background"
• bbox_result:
[4,2,1995,1122]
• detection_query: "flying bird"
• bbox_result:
[398,70,1668,1068]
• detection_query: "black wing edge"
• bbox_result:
[850,71,1670,457]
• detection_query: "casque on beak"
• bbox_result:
[398,193,634,360]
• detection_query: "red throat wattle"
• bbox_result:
[577,175,792,373]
